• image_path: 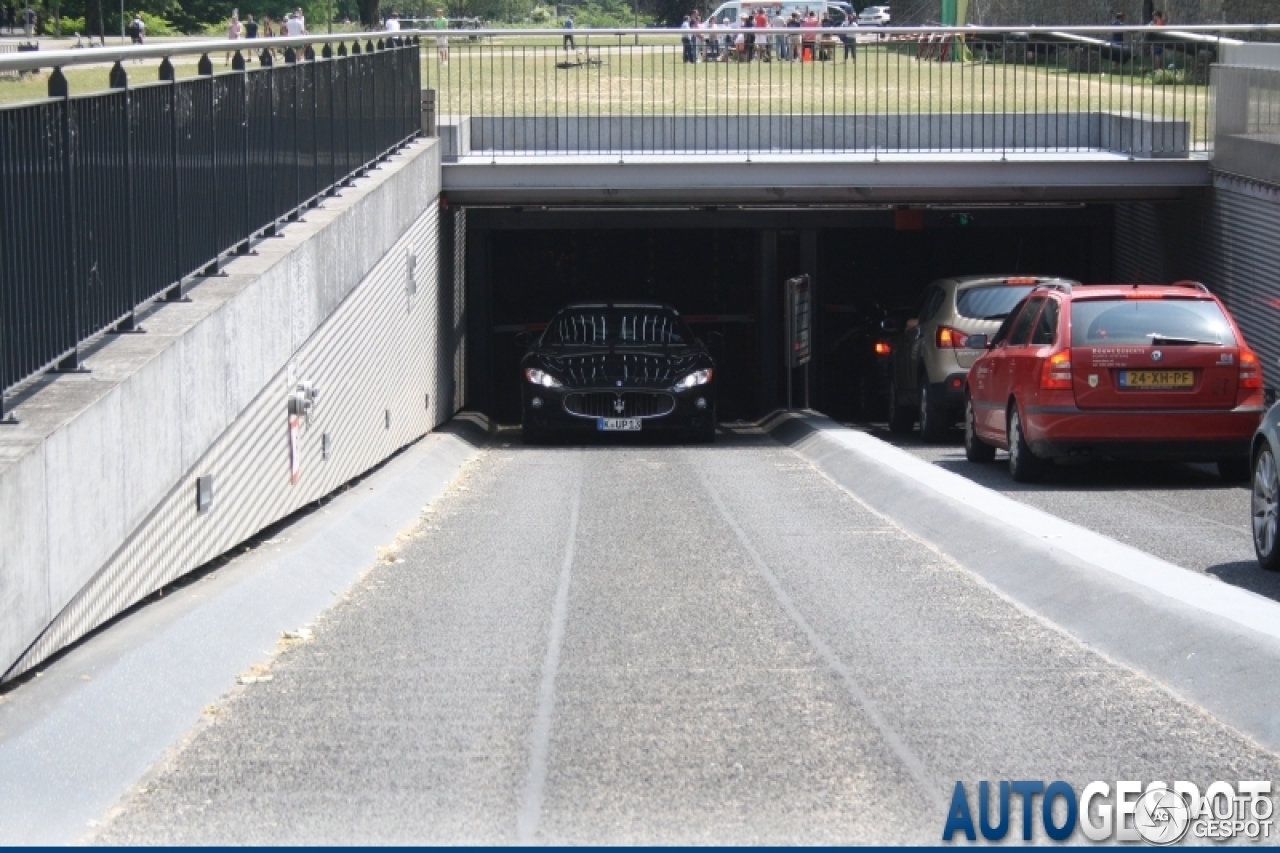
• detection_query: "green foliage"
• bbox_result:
[529,2,550,20]
[1148,65,1189,85]
[564,0,642,27]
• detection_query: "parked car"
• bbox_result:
[886,275,1078,441]
[518,303,718,444]
[1251,394,1280,570]
[963,281,1266,483]
[857,5,890,25]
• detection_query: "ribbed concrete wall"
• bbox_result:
[0,139,452,681]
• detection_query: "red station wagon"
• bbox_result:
[963,281,1267,482]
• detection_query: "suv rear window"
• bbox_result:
[1069,298,1237,347]
[955,285,1038,320]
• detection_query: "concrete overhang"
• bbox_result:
[442,152,1210,206]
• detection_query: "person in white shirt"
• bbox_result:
[384,11,399,31]
[286,7,305,35]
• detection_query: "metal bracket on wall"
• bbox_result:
[53,350,91,374]
[108,312,146,334]
[164,281,192,303]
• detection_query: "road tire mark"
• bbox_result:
[693,457,947,816]
[516,458,583,843]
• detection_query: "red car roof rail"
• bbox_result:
[1031,281,1073,294]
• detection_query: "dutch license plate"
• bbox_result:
[598,418,641,431]
[1119,370,1194,389]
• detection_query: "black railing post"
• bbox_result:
[198,53,220,276]
[239,52,252,254]
[159,57,188,302]
[49,68,88,373]
[286,46,301,220]
[109,61,143,334]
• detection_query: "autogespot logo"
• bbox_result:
[942,780,1274,844]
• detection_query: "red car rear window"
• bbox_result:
[1069,298,1237,347]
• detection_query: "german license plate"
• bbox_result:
[1119,370,1194,389]
[598,418,641,431]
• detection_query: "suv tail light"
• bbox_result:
[936,325,969,349]
[1040,351,1072,390]
[1240,349,1263,390]
[873,341,892,355]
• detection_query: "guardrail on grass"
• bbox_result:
[422,25,1280,159]
[0,34,421,420]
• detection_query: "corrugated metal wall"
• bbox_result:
[1113,175,1280,386]
[10,201,454,679]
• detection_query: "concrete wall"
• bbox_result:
[0,139,453,681]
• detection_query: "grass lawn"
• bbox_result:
[425,39,1210,145]
[2,36,1210,146]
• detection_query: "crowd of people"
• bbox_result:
[2,4,39,38]
[678,7,858,64]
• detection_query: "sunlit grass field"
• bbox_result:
[1,35,1210,145]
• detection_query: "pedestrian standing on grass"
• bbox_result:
[434,8,449,63]
[3,5,14,35]
[22,3,35,38]
[562,11,574,50]
[225,10,241,65]
[772,8,788,61]
[840,12,857,61]
[244,13,258,38]
[786,11,801,61]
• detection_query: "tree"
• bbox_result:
[357,0,378,25]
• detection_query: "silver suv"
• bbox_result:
[886,275,1080,441]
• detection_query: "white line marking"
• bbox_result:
[517,459,583,843]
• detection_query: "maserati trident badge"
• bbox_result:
[613,397,625,414]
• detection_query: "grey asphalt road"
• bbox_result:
[93,425,1280,844]
[860,421,1278,601]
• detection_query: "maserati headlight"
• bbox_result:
[524,367,562,388]
[674,368,713,390]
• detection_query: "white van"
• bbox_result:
[706,0,852,26]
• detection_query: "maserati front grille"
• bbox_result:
[563,392,677,419]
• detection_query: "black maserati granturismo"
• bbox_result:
[519,303,717,443]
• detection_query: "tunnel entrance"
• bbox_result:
[462,206,1113,425]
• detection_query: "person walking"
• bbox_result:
[225,10,242,65]
[680,14,694,64]
[244,12,257,38]
[384,10,399,31]
[562,11,575,51]
[128,12,144,43]
[1149,10,1166,68]
[22,3,35,38]
[786,11,802,61]
[433,8,449,63]
[3,5,14,35]
[285,8,305,35]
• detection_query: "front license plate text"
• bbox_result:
[598,418,641,431]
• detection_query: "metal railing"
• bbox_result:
[0,33,422,421]
[422,25,1280,159]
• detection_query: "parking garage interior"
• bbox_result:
[461,204,1115,424]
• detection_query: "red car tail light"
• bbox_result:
[873,341,892,355]
[936,326,968,349]
[1041,351,1072,390]
[1240,349,1263,389]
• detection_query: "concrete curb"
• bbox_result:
[765,411,1280,752]
[0,420,487,845]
